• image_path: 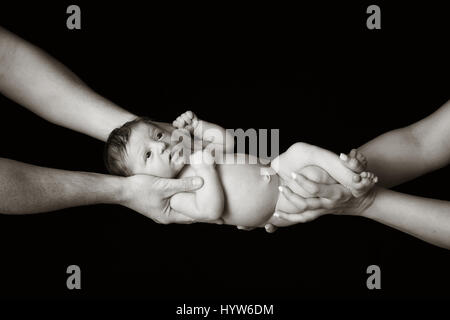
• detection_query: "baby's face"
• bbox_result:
[125,122,185,177]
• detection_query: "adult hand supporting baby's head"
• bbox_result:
[121,174,208,224]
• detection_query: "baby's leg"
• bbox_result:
[271,142,376,197]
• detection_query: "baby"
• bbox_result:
[104,111,377,228]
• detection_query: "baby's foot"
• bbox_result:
[339,149,367,174]
[350,171,378,197]
[340,149,377,197]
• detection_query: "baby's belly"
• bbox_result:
[217,157,279,227]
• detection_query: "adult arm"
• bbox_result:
[359,100,450,187]
[0,25,135,141]
[0,157,204,224]
[0,26,211,223]
[362,188,450,249]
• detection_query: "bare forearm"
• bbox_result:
[0,158,125,214]
[359,101,450,188]
[0,26,135,141]
[361,187,450,249]
[358,127,430,187]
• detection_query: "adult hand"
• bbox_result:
[264,152,376,232]
[263,178,352,233]
[121,174,223,225]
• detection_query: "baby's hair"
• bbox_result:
[104,116,154,176]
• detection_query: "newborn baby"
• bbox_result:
[104,111,377,228]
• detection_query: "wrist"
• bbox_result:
[349,186,379,217]
[104,174,129,206]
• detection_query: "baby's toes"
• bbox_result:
[352,173,361,183]
[355,151,368,169]
[348,157,365,173]
[351,171,377,197]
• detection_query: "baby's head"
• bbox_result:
[104,117,186,177]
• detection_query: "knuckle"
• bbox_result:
[307,184,319,195]
[294,200,307,211]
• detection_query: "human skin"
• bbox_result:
[121,114,374,227]
[0,25,203,223]
[271,101,450,249]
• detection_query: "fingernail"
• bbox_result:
[374,176,378,183]
[273,212,280,218]
[339,153,348,161]
[291,172,297,179]
[278,186,283,192]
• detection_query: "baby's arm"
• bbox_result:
[170,149,224,222]
[173,111,235,153]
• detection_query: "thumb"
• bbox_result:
[162,176,204,197]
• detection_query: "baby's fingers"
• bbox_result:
[181,110,194,125]
[172,119,182,128]
[173,116,187,128]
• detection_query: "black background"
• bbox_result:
[0,0,449,316]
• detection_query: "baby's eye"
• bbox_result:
[156,132,163,140]
[146,151,152,159]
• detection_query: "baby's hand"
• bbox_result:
[189,148,215,168]
[340,149,378,197]
[173,110,200,134]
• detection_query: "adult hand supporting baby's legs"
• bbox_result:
[264,150,375,232]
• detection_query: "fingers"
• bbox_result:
[273,210,322,223]
[237,225,255,231]
[162,209,196,224]
[174,110,196,129]
[172,119,182,128]
[291,173,352,202]
[181,111,193,126]
[279,185,338,212]
[264,224,277,233]
[161,176,204,197]
[278,185,308,211]
[211,218,224,225]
